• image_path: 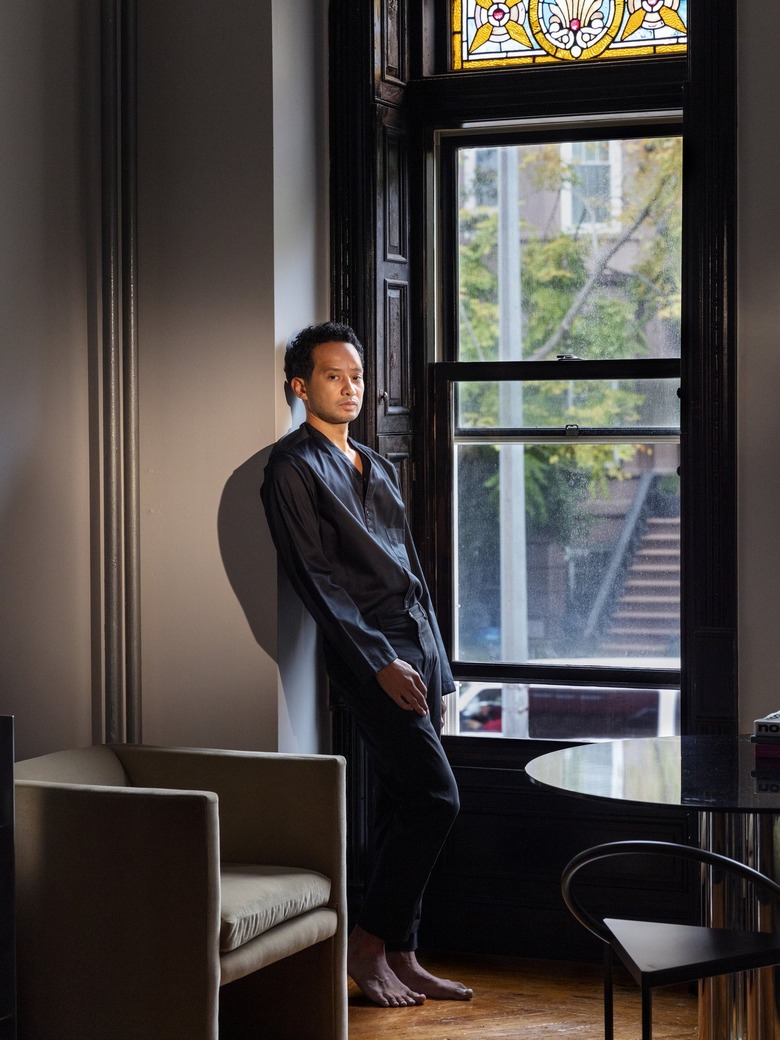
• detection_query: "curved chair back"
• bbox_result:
[562,839,780,943]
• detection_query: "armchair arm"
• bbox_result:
[15,780,221,1040]
[111,746,346,895]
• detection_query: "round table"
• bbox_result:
[526,735,780,1040]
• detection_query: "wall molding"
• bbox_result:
[99,0,141,744]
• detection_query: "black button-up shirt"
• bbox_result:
[261,422,454,691]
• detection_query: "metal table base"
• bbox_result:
[699,811,780,1040]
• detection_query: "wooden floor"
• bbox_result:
[348,953,699,1039]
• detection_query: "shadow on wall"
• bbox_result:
[217,444,278,660]
[217,406,329,751]
[217,387,305,656]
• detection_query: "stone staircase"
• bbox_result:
[599,515,680,656]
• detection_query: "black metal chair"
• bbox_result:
[561,840,780,1040]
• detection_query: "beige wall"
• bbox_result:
[737,1,780,727]
[271,0,331,752]
[0,0,328,759]
[136,0,328,752]
[136,0,280,751]
[0,2,97,759]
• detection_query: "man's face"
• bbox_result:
[291,341,365,427]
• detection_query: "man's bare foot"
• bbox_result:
[347,926,426,1007]
[386,950,474,1001]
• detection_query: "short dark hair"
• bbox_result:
[284,322,364,383]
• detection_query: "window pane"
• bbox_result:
[453,680,680,739]
[457,137,682,363]
[454,441,680,667]
[457,378,680,430]
[452,0,688,70]
[562,140,621,230]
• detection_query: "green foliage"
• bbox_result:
[523,446,593,544]
[458,209,499,360]
[456,135,682,539]
[520,235,588,355]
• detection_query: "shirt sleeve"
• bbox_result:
[402,516,457,695]
[261,452,399,683]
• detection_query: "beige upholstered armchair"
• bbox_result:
[13,744,347,1040]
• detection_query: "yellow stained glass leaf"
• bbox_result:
[621,9,646,41]
[475,0,493,9]
[469,21,495,53]
[660,7,687,33]
[506,0,525,7]
[506,20,533,49]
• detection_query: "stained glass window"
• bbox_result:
[452,0,687,70]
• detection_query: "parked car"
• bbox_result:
[456,681,679,740]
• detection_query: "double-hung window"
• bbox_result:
[432,116,685,741]
[331,0,736,745]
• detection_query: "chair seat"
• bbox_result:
[220,864,332,953]
[605,918,780,987]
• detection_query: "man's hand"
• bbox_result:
[376,659,429,715]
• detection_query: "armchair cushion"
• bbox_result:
[219,864,332,952]
[14,744,348,1040]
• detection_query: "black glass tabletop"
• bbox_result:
[526,735,780,812]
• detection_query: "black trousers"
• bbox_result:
[328,598,460,951]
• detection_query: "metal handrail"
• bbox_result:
[583,472,655,639]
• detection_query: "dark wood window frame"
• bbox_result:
[329,0,736,957]
[331,0,737,738]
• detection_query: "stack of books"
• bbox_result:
[751,710,780,760]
